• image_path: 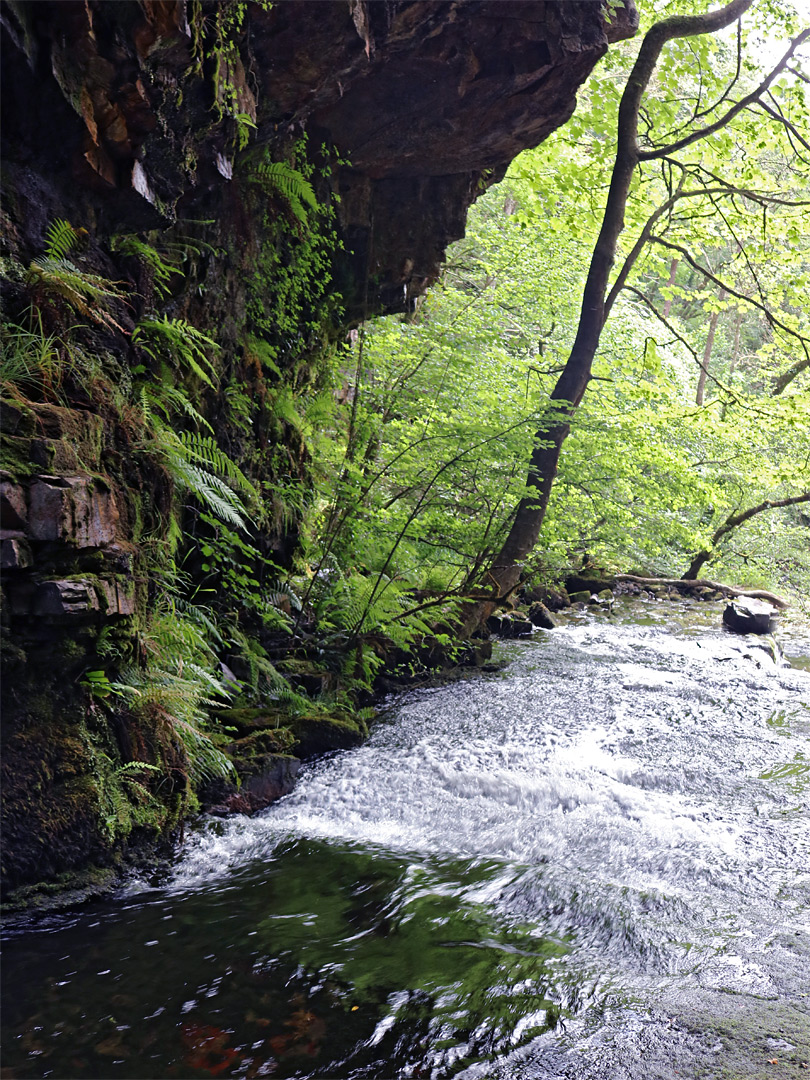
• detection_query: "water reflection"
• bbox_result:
[3,600,809,1078]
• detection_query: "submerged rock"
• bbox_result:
[722,600,778,635]
[204,755,300,817]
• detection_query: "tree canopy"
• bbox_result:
[305,0,810,624]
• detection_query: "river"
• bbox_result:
[3,598,809,1079]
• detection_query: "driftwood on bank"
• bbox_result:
[615,574,789,610]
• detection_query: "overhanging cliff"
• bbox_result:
[0,0,638,902]
[2,0,637,314]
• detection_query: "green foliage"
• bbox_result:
[110,234,183,298]
[132,316,220,388]
[93,755,166,844]
[26,218,124,331]
[122,606,236,784]
[242,140,344,370]
[153,423,256,531]
[316,89,809,600]
[0,314,62,396]
[44,218,81,261]
[247,157,319,227]
[194,511,292,631]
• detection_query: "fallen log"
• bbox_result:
[615,574,789,610]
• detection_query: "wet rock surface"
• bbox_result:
[723,599,779,635]
[1,0,637,317]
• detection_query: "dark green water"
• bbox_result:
[3,600,810,1079]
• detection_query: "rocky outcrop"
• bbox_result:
[1,0,637,316]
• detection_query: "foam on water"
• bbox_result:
[15,599,804,1080]
[171,606,809,999]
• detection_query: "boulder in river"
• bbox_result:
[487,613,533,638]
[722,599,778,635]
[528,602,556,629]
[568,590,592,604]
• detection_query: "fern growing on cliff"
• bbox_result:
[26,218,125,331]
[247,155,318,227]
[122,608,236,784]
[111,235,184,299]
[153,424,256,531]
[133,316,220,388]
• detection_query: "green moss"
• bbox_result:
[0,432,36,477]
[2,866,119,913]
[227,728,296,757]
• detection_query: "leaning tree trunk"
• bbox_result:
[683,492,810,579]
[460,0,756,636]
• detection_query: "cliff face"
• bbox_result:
[2,0,636,310]
[0,0,637,902]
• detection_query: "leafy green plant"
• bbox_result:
[26,219,124,331]
[151,423,257,530]
[111,235,184,298]
[95,757,165,843]
[194,513,285,615]
[132,316,220,388]
[243,139,344,369]
[0,314,62,396]
[247,155,318,227]
[121,607,236,784]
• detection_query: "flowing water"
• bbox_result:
[3,599,810,1080]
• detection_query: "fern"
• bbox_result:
[111,235,183,298]
[267,579,302,612]
[133,316,220,387]
[170,456,251,529]
[27,259,125,332]
[45,219,80,260]
[227,625,289,693]
[139,383,213,432]
[144,415,254,530]
[248,156,318,226]
[121,607,237,784]
[25,217,126,332]
[179,432,257,498]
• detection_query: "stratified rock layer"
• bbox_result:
[2,0,637,313]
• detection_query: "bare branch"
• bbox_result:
[684,492,810,578]
[623,285,746,405]
[648,236,810,362]
[751,97,810,161]
[638,28,810,162]
[773,355,810,395]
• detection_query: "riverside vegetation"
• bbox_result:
[1,0,808,905]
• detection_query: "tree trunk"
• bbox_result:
[696,286,725,405]
[462,0,756,636]
[683,492,810,579]
[661,257,679,318]
[728,309,743,376]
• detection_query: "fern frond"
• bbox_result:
[133,316,220,387]
[173,459,249,529]
[248,157,318,225]
[141,383,214,432]
[45,219,79,260]
[179,432,257,496]
[27,257,125,331]
[111,235,183,298]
